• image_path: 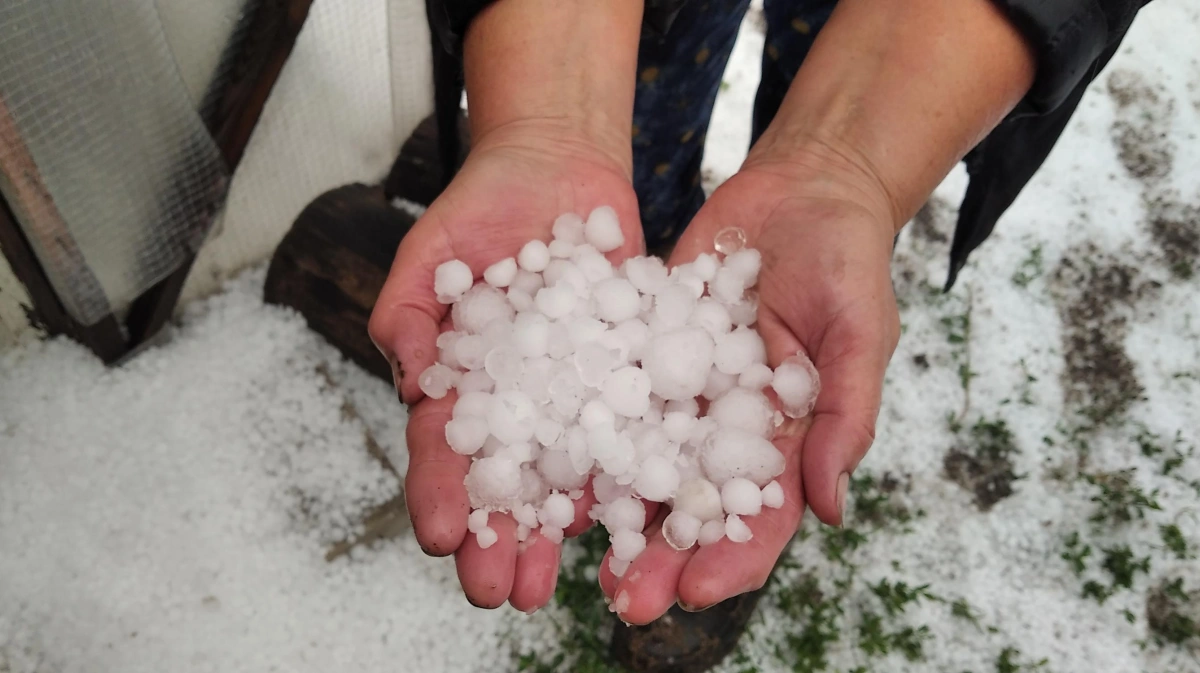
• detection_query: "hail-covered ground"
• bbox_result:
[2,2,1199,672]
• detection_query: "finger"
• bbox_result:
[508,532,562,613]
[801,311,897,526]
[404,393,471,555]
[677,426,806,610]
[608,507,695,625]
[455,512,518,609]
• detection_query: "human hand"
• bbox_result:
[368,123,644,612]
[598,147,902,623]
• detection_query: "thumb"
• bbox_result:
[800,317,896,527]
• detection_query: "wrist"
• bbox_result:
[462,0,643,177]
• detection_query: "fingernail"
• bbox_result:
[677,600,709,613]
[389,357,404,403]
[836,472,850,527]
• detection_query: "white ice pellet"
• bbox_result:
[534,418,564,446]
[575,247,615,282]
[517,524,531,542]
[437,331,463,368]
[453,285,514,335]
[738,363,774,390]
[708,387,774,438]
[701,429,786,487]
[643,328,715,400]
[457,369,494,394]
[484,345,524,383]
[540,492,576,529]
[761,480,785,509]
[514,503,540,529]
[535,285,577,319]
[724,249,762,286]
[609,559,631,579]
[728,291,759,327]
[701,369,738,401]
[603,496,645,531]
[690,253,719,281]
[612,319,651,361]
[465,457,523,508]
[511,312,550,358]
[622,256,669,295]
[593,278,641,323]
[446,416,489,455]
[537,448,589,490]
[548,239,575,258]
[664,398,700,417]
[672,479,723,522]
[453,391,493,417]
[601,367,652,418]
[579,399,615,430]
[710,267,746,305]
[724,514,753,543]
[518,240,551,273]
[713,326,767,376]
[689,298,733,337]
[507,288,534,312]
[584,206,624,252]
[772,352,821,419]
[654,284,697,327]
[662,511,702,551]
[688,416,718,446]
[661,412,696,444]
[487,390,538,444]
[512,270,545,297]
[418,363,456,399]
[552,212,586,244]
[697,519,727,546]
[475,526,499,549]
[468,509,490,533]
[610,529,646,562]
[434,259,473,303]
[541,526,564,545]
[483,257,518,288]
[721,478,763,516]
[633,455,680,501]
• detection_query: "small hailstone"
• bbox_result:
[612,319,650,361]
[540,492,576,529]
[575,247,615,282]
[507,288,534,312]
[710,267,746,305]
[708,387,774,438]
[713,326,767,376]
[610,529,646,562]
[603,496,646,531]
[418,363,456,399]
[689,298,733,337]
[452,285,514,334]
[534,418,564,446]
[593,278,641,323]
[545,323,573,360]
[541,526,564,545]
[584,206,624,252]
[724,514,753,543]
[728,291,759,326]
[609,559,631,579]
[468,509,490,534]
[437,331,463,368]
[664,398,700,417]
[662,511,702,550]
[434,259,473,303]
[713,226,746,255]
[535,285,577,319]
[453,391,493,417]
[698,519,727,546]
[475,526,499,549]
[662,412,697,444]
[484,345,524,383]
[552,212,585,244]
[483,257,518,287]
[738,363,774,390]
[454,334,488,370]
[690,253,719,281]
[688,416,717,446]
[672,479,723,522]
[623,257,669,295]
[654,284,697,327]
[512,270,545,297]
[548,239,575,258]
[701,429,785,487]
[601,367,652,418]
[517,524,531,542]
[579,399,615,430]
[511,312,550,358]
[761,480,785,509]
[500,441,535,464]
[465,457,523,508]
[592,473,632,505]
[514,503,539,529]
[538,448,589,490]
[772,352,821,418]
[701,369,738,401]
[458,369,494,394]
[643,328,715,400]
[633,455,680,501]
[487,390,538,444]
[567,318,609,350]
[446,416,489,455]
[721,478,763,516]
[724,249,762,286]
[518,240,551,272]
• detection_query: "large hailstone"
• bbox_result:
[643,328,715,400]
[700,428,786,487]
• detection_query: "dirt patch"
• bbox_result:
[1050,245,1158,426]
[1106,69,1176,184]
[912,196,951,245]
[1147,578,1200,649]
[1145,196,1200,280]
[944,418,1019,511]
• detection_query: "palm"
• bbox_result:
[597,168,900,623]
[369,132,643,612]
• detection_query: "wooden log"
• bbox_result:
[263,183,415,383]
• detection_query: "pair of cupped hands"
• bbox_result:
[368,121,901,622]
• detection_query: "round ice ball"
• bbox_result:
[446,416,489,455]
[602,496,646,531]
[487,390,538,444]
[700,429,785,487]
[643,328,715,401]
[584,206,625,252]
[720,477,763,516]
[672,479,723,522]
[483,257,518,288]
[633,455,680,502]
[773,352,821,419]
[464,456,523,508]
[601,367,652,418]
[539,492,576,529]
[697,518,726,546]
[662,510,702,551]
[434,259,473,303]
[724,514,753,543]
[518,240,551,273]
[552,212,585,244]
[610,529,646,562]
[761,480,785,509]
[593,278,641,323]
[708,387,774,438]
[713,326,767,376]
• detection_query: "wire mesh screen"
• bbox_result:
[0,0,229,326]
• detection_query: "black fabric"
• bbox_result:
[426,0,1152,289]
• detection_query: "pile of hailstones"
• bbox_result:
[419,206,819,578]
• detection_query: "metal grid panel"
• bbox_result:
[0,0,228,325]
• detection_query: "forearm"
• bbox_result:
[462,0,644,174]
[748,0,1036,231]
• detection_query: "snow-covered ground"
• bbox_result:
[3,2,1199,671]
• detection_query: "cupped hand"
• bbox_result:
[599,152,902,624]
[368,122,643,612]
